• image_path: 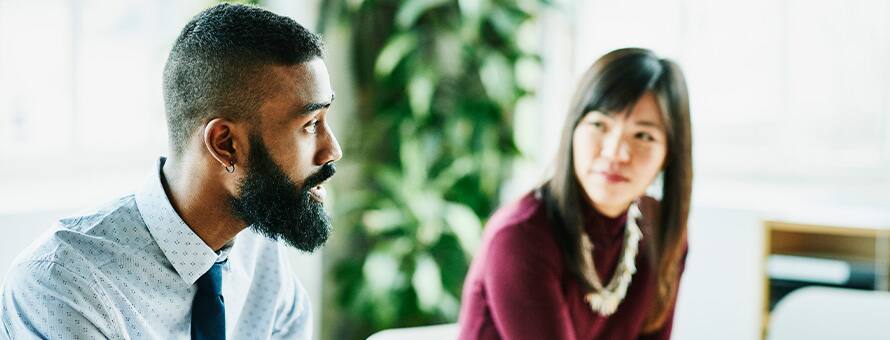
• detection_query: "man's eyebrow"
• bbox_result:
[300,93,336,115]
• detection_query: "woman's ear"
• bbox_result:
[203,118,243,172]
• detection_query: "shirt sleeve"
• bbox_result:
[483,227,577,340]
[1,260,115,339]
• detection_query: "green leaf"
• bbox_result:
[375,33,418,78]
[420,132,443,164]
[437,291,461,318]
[516,0,544,14]
[377,238,414,258]
[457,0,490,43]
[399,135,427,190]
[479,52,515,108]
[516,19,540,54]
[367,284,399,327]
[408,71,436,119]
[446,118,473,151]
[458,0,487,20]
[479,127,502,195]
[363,251,400,295]
[331,188,373,218]
[362,208,409,235]
[429,234,469,297]
[396,0,450,29]
[487,7,524,38]
[512,95,538,155]
[515,56,541,92]
[376,166,406,200]
[412,253,443,312]
[416,220,443,247]
[443,202,482,255]
[346,0,366,11]
[435,32,465,77]
[431,156,475,191]
[405,191,444,246]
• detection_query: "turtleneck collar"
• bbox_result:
[584,205,629,244]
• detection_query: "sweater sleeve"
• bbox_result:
[637,302,677,340]
[482,226,577,340]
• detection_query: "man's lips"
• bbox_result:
[305,163,336,202]
[308,184,327,202]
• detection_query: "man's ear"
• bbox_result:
[203,118,245,171]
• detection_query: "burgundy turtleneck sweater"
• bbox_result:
[458,192,686,340]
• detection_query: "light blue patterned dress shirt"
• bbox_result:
[1,158,312,339]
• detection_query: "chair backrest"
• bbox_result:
[366,323,459,340]
[768,286,890,340]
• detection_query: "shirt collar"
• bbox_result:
[135,157,224,285]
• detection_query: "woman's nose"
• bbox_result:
[599,132,630,162]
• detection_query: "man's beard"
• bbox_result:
[229,134,336,252]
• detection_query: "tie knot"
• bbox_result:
[196,261,224,296]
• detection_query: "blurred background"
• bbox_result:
[2,0,890,339]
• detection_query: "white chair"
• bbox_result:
[367,323,459,340]
[768,286,890,340]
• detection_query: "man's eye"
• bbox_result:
[304,120,319,134]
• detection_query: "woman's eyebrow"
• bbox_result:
[633,120,663,128]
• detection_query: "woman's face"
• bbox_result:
[572,91,668,217]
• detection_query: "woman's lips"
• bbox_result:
[599,172,630,183]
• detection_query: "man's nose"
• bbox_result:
[315,125,342,165]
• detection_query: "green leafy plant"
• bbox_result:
[318,0,549,338]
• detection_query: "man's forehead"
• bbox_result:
[267,59,333,104]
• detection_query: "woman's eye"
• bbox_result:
[304,119,319,134]
[589,120,606,130]
[635,131,655,142]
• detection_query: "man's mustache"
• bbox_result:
[303,162,336,189]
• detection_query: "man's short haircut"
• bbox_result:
[163,3,325,155]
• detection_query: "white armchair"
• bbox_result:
[367,323,459,340]
[768,286,890,340]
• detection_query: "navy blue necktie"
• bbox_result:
[192,261,225,339]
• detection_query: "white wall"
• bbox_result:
[674,206,764,340]
[0,211,68,283]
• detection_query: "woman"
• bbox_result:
[458,48,692,340]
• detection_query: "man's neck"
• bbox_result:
[161,157,246,251]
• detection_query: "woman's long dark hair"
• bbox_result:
[540,48,692,332]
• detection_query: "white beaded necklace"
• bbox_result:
[582,203,643,316]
